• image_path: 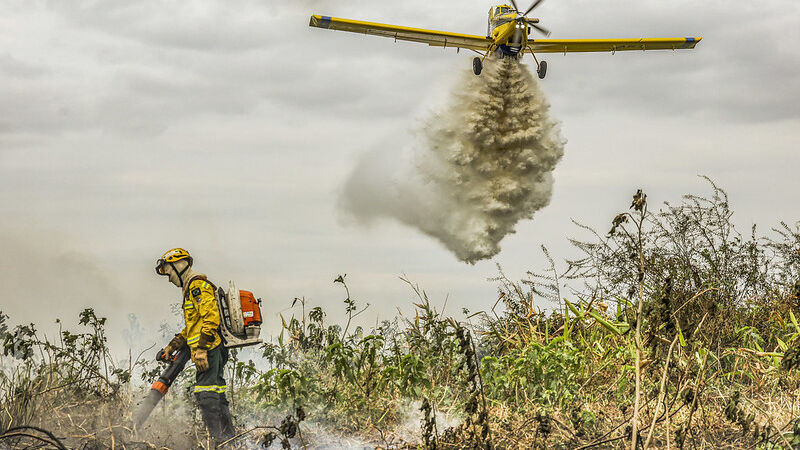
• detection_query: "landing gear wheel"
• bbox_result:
[473,57,483,76]
[537,60,547,79]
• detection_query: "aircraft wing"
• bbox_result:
[310,15,493,52]
[526,38,702,53]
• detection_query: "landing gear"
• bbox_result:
[537,60,547,79]
[526,46,547,80]
[473,57,483,76]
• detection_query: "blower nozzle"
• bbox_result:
[133,346,191,428]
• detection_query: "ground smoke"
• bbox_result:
[341,58,566,263]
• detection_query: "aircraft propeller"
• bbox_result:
[510,0,551,37]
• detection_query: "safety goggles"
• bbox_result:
[155,259,168,276]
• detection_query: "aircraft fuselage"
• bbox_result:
[488,4,531,56]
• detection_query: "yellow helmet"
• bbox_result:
[155,248,193,276]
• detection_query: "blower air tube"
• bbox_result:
[133,347,191,428]
[133,389,165,428]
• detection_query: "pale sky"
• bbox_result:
[1,0,798,351]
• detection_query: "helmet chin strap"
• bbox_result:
[168,261,191,288]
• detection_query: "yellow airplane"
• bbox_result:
[310,1,701,79]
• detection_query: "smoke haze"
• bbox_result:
[341,58,566,263]
[0,227,121,321]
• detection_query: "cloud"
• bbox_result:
[542,0,800,122]
[1,0,795,142]
[0,0,442,140]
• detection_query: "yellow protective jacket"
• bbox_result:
[179,275,222,351]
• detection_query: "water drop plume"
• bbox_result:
[340,58,566,263]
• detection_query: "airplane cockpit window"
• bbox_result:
[500,7,511,13]
[495,7,501,15]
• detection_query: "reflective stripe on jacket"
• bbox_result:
[179,275,222,351]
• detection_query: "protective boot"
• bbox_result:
[196,391,226,441]
[219,393,235,440]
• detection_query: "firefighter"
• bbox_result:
[155,248,235,441]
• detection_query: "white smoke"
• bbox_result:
[340,58,566,263]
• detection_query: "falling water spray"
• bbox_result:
[340,58,566,263]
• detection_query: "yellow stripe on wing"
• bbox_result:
[310,15,493,52]
[528,37,702,54]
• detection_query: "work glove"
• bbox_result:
[156,346,173,363]
[157,334,187,362]
[192,348,209,372]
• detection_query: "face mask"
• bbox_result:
[161,260,189,288]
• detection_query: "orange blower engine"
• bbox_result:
[216,281,263,348]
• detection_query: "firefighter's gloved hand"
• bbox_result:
[156,346,172,362]
[157,343,177,362]
[193,348,209,372]
[157,334,187,362]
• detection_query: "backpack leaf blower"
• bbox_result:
[216,280,263,348]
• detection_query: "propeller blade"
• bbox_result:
[524,0,546,17]
[510,0,520,13]
[531,22,551,37]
